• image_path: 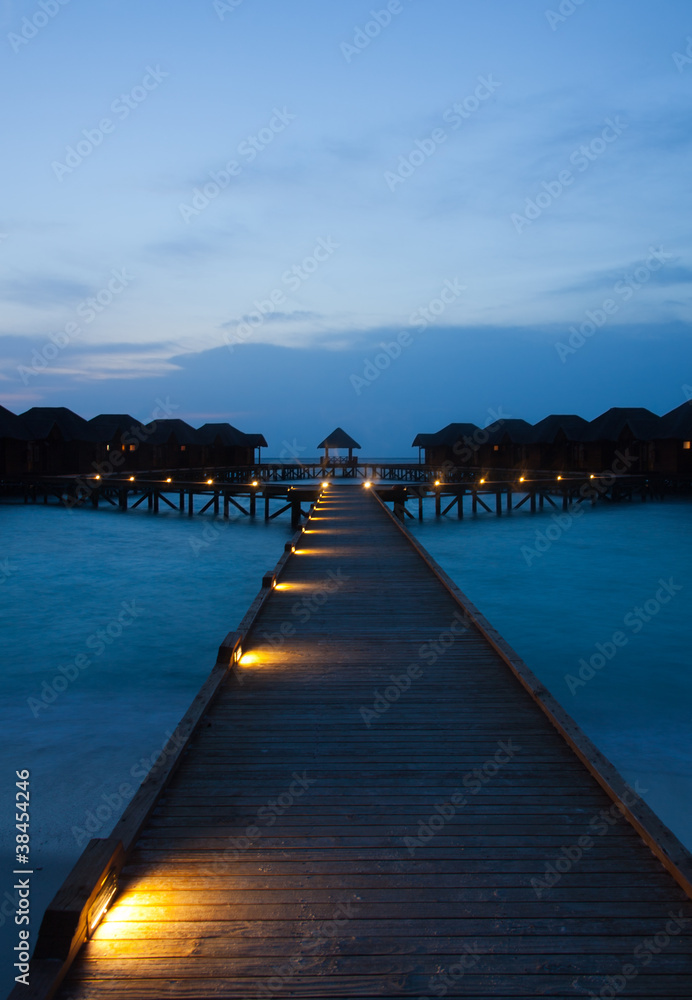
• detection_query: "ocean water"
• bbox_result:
[0,498,294,994]
[0,492,690,995]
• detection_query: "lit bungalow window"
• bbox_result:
[129,444,136,452]
[684,441,691,450]
[493,445,499,451]
[106,444,110,451]
[180,445,187,452]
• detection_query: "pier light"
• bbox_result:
[519,476,525,483]
[590,474,595,479]
[251,480,259,487]
[434,480,441,487]
[87,867,118,937]
[479,478,485,485]
[557,475,562,481]
[239,652,259,666]
[262,572,276,590]
[129,476,135,482]
[94,475,101,480]
[364,481,372,489]
[166,478,172,483]
[207,479,214,485]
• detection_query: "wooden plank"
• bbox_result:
[50,485,692,1000]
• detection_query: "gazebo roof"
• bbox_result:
[317,427,361,450]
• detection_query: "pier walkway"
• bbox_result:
[25,486,692,998]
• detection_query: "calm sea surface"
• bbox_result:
[0,494,690,991]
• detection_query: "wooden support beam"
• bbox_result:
[188,491,194,517]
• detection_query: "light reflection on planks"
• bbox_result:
[57,487,692,998]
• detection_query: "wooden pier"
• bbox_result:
[16,485,692,999]
[7,467,661,528]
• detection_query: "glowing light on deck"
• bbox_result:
[94,475,101,480]
[207,479,214,485]
[129,476,135,482]
[364,481,372,489]
[239,652,259,666]
[479,478,485,485]
[557,475,562,481]
[519,477,525,483]
[166,478,172,483]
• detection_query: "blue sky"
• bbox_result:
[1,0,691,452]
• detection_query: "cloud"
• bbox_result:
[0,276,93,308]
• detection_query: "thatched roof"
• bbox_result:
[317,427,361,450]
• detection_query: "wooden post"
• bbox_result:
[153,492,159,514]
[457,490,463,519]
[562,488,568,510]
[495,491,502,516]
[506,488,513,513]
[530,490,536,513]
[435,491,441,517]
[418,496,423,521]
[91,490,99,509]
[250,491,256,517]
[179,490,185,512]
[265,496,270,521]
[224,494,230,519]
[213,492,219,515]
[188,491,194,516]
[120,489,128,511]
[291,498,302,528]
[472,490,477,514]
[539,493,544,510]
